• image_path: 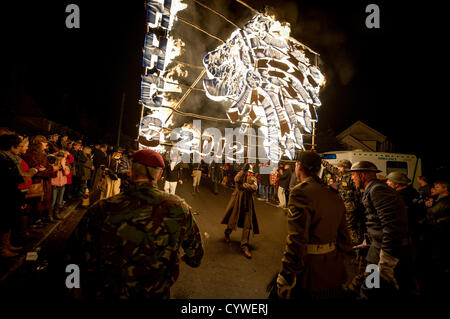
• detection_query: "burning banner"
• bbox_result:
[138,0,187,152]
[202,13,326,161]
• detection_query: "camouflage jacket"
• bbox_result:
[74,182,203,299]
[322,160,366,245]
[322,160,360,211]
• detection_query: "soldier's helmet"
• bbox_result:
[132,149,165,168]
[386,171,411,185]
[347,161,381,173]
[337,159,352,169]
[295,151,322,173]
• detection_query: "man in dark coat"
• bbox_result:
[70,141,83,196]
[118,149,133,193]
[425,180,450,292]
[349,161,414,299]
[91,144,108,203]
[258,162,271,201]
[277,163,292,208]
[221,163,259,259]
[0,134,27,257]
[386,171,425,243]
[208,158,223,195]
[162,155,183,195]
[276,151,352,299]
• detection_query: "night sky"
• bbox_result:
[1,1,446,177]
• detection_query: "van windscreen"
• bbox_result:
[386,161,408,176]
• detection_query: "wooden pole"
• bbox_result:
[311,121,316,151]
[117,92,125,148]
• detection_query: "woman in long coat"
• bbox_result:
[24,135,55,223]
[221,164,259,259]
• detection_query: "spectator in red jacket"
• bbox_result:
[17,137,39,238]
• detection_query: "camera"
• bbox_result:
[47,154,57,165]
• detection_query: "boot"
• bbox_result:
[6,231,23,251]
[20,216,29,237]
[53,207,62,220]
[48,208,55,223]
[192,186,196,195]
[1,233,19,258]
[196,185,200,193]
[241,245,252,259]
[224,230,231,243]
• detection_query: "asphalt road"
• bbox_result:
[168,175,288,299]
[0,175,288,299]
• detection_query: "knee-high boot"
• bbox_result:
[53,207,62,220]
[1,232,18,258]
[6,231,23,251]
[48,207,55,223]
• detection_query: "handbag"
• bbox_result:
[25,181,44,200]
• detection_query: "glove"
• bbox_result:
[276,273,296,299]
[352,239,369,250]
[378,249,400,290]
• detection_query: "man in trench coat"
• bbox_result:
[221,163,259,259]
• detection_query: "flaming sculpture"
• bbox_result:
[202,14,325,161]
[139,0,187,152]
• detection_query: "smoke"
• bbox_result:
[164,0,356,135]
[168,0,255,131]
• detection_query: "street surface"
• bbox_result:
[0,174,289,299]
[170,175,288,299]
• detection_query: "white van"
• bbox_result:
[321,150,422,190]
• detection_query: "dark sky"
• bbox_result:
[1,0,446,175]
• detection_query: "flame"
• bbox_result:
[170,0,187,16]
[269,18,291,40]
[165,63,188,80]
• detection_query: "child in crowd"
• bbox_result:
[49,152,70,221]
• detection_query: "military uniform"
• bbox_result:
[277,152,352,299]
[72,149,203,299]
[322,160,365,245]
[279,175,352,299]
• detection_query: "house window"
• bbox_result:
[386,161,408,176]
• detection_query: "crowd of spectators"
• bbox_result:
[207,160,296,208]
[2,128,448,295]
[0,127,134,258]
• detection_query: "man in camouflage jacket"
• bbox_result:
[322,159,366,245]
[72,149,203,299]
